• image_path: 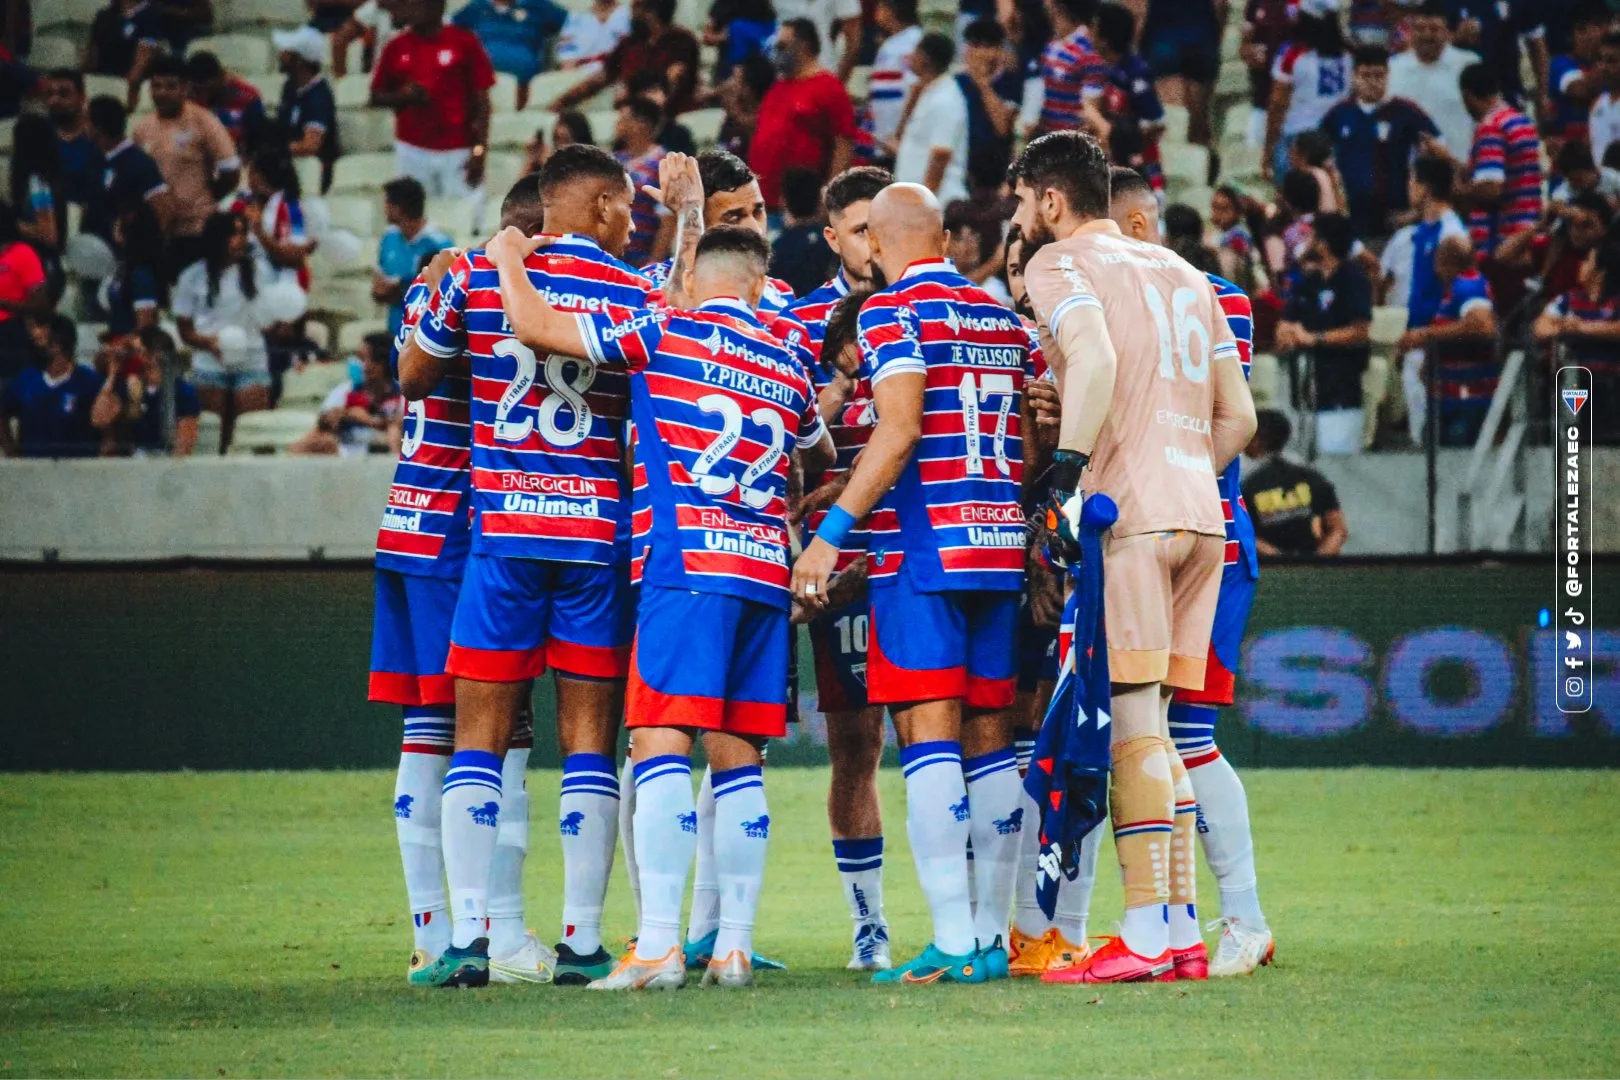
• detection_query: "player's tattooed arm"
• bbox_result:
[485,227,590,357]
[399,246,465,400]
[648,153,704,309]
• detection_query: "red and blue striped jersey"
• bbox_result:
[791,271,873,570]
[1208,273,1259,581]
[377,272,473,578]
[1468,104,1543,253]
[642,256,797,315]
[1543,289,1620,371]
[1039,26,1107,134]
[616,146,667,267]
[1431,270,1498,400]
[414,233,652,565]
[577,296,827,608]
[857,259,1033,593]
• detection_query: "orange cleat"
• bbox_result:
[1041,935,1173,984]
[1171,941,1208,981]
[1009,929,1092,977]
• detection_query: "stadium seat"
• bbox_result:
[279,360,351,409]
[0,119,14,153]
[1248,352,1281,408]
[230,408,319,454]
[195,408,223,449]
[187,34,274,75]
[249,73,285,102]
[309,276,382,320]
[331,152,400,193]
[34,0,101,31]
[684,108,724,151]
[338,319,390,354]
[1166,184,1213,218]
[528,69,593,106]
[341,108,396,154]
[490,73,523,113]
[217,0,307,28]
[847,66,870,100]
[333,74,374,110]
[324,193,381,236]
[490,110,546,151]
[1161,104,1190,147]
[31,35,80,69]
[1215,62,1249,102]
[1162,142,1209,185]
[84,74,128,102]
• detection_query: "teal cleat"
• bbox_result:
[977,936,1011,980]
[871,943,987,985]
[683,929,787,972]
[408,938,490,988]
[553,943,616,986]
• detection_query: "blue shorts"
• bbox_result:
[370,568,461,706]
[1016,599,1060,694]
[189,366,272,392]
[868,567,1018,709]
[627,586,790,738]
[446,553,635,682]
[1175,563,1257,710]
[808,598,870,713]
[1143,20,1220,82]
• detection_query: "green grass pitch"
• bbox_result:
[1,768,1616,1078]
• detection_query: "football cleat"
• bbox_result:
[684,928,788,972]
[552,942,616,986]
[1208,917,1275,977]
[848,921,892,971]
[871,943,987,986]
[1041,935,1172,984]
[701,950,754,988]
[489,931,555,984]
[406,947,439,983]
[408,938,490,988]
[587,946,687,991]
[977,936,1011,980]
[1008,929,1089,977]
[1171,941,1209,981]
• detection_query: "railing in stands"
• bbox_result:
[1449,292,1540,554]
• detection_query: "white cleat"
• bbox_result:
[847,921,892,971]
[1208,917,1275,977]
[489,931,557,984]
[701,950,755,988]
[587,947,687,991]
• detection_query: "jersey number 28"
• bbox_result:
[491,339,596,447]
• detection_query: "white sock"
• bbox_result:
[1011,785,1053,939]
[441,749,504,949]
[686,768,720,944]
[1170,903,1202,950]
[964,747,1022,948]
[1120,904,1169,958]
[898,740,976,957]
[1188,752,1267,926]
[619,754,641,925]
[710,765,768,960]
[487,746,530,959]
[1053,825,1101,945]
[631,754,697,960]
[559,752,619,956]
[396,708,453,957]
[832,836,885,926]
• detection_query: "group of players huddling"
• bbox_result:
[370,130,1274,990]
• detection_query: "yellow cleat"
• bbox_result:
[586,946,687,991]
[1046,931,1091,974]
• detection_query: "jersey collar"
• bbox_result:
[698,296,758,321]
[542,233,607,256]
[899,258,956,281]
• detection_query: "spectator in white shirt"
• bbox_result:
[867,0,924,162]
[1586,29,1620,166]
[555,0,632,72]
[894,32,970,204]
[1387,0,1480,160]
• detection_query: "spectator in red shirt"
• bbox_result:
[370,0,496,230]
[749,17,856,213]
[550,0,701,117]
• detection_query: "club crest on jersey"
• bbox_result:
[559,810,584,836]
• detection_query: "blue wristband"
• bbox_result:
[816,505,857,550]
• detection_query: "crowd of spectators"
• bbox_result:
[2,0,1620,463]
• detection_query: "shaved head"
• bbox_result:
[866,182,946,286]
[1435,234,1475,277]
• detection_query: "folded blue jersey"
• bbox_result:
[1023,492,1117,920]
